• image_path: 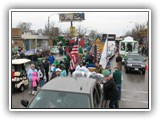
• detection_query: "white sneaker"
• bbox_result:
[34,91,37,95]
[32,91,34,95]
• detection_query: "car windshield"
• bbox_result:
[127,55,144,61]
[29,90,90,108]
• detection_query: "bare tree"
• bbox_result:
[89,30,99,41]
[124,23,147,42]
[77,25,87,38]
[43,21,56,35]
[16,22,32,31]
[37,28,43,35]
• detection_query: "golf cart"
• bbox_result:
[12,59,31,92]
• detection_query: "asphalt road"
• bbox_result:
[11,54,149,109]
[107,54,149,108]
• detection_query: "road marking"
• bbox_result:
[121,98,148,104]
[122,89,148,94]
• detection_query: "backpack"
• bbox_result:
[38,69,44,79]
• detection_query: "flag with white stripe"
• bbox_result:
[70,37,79,54]
[69,53,77,70]
[99,38,108,69]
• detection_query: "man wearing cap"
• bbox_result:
[102,69,119,108]
[113,66,122,100]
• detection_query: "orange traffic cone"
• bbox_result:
[145,65,148,71]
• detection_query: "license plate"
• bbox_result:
[135,68,139,71]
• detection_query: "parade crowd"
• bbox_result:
[25,47,123,109]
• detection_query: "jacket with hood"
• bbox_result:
[32,72,39,87]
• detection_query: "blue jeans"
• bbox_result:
[40,79,45,87]
[116,84,121,100]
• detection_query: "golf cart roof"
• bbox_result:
[12,59,31,65]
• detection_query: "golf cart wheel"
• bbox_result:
[19,85,25,92]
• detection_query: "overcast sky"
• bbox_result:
[11,10,148,37]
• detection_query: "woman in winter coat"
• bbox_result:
[32,72,39,95]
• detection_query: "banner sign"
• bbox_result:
[24,49,36,56]
[59,13,85,22]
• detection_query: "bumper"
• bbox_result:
[126,66,145,72]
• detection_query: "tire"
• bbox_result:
[19,85,25,92]
[142,71,145,75]
[125,67,129,73]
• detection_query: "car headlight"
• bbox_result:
[127,64,132,67]
[141,64,145,67]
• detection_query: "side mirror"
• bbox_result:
[21,99,29,107]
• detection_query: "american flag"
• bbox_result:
[69,53,77,70]
[69,37,79,70]
[70,37,79,54]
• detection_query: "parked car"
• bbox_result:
[21,77,103,108]
[124,53,146,74]
[12,59,31,92]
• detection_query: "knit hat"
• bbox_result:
[102,69,110,77]
[54,60,59,66]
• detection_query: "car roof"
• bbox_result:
[12,59,31,65]
[41,77,96,94]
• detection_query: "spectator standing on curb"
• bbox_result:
[113,66,122,100]
[116,53,122,70]
[63,55,70,76]
[43,58,49,83]
[102,69,119,108]
[37,64,45,87]
[48,53,55,65]
[27,64,37,95]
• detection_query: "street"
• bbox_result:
[108,55,149,108]
[11,54,149,109]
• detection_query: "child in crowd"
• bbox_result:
[32,72,39,95]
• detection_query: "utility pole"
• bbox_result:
[48,16,50,37]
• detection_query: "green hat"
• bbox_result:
[102,69,110,77]
[64,56,67,60]
[86,62,89,65]
[54,60,59,66]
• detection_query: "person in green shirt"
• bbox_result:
[113,66,122,100]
